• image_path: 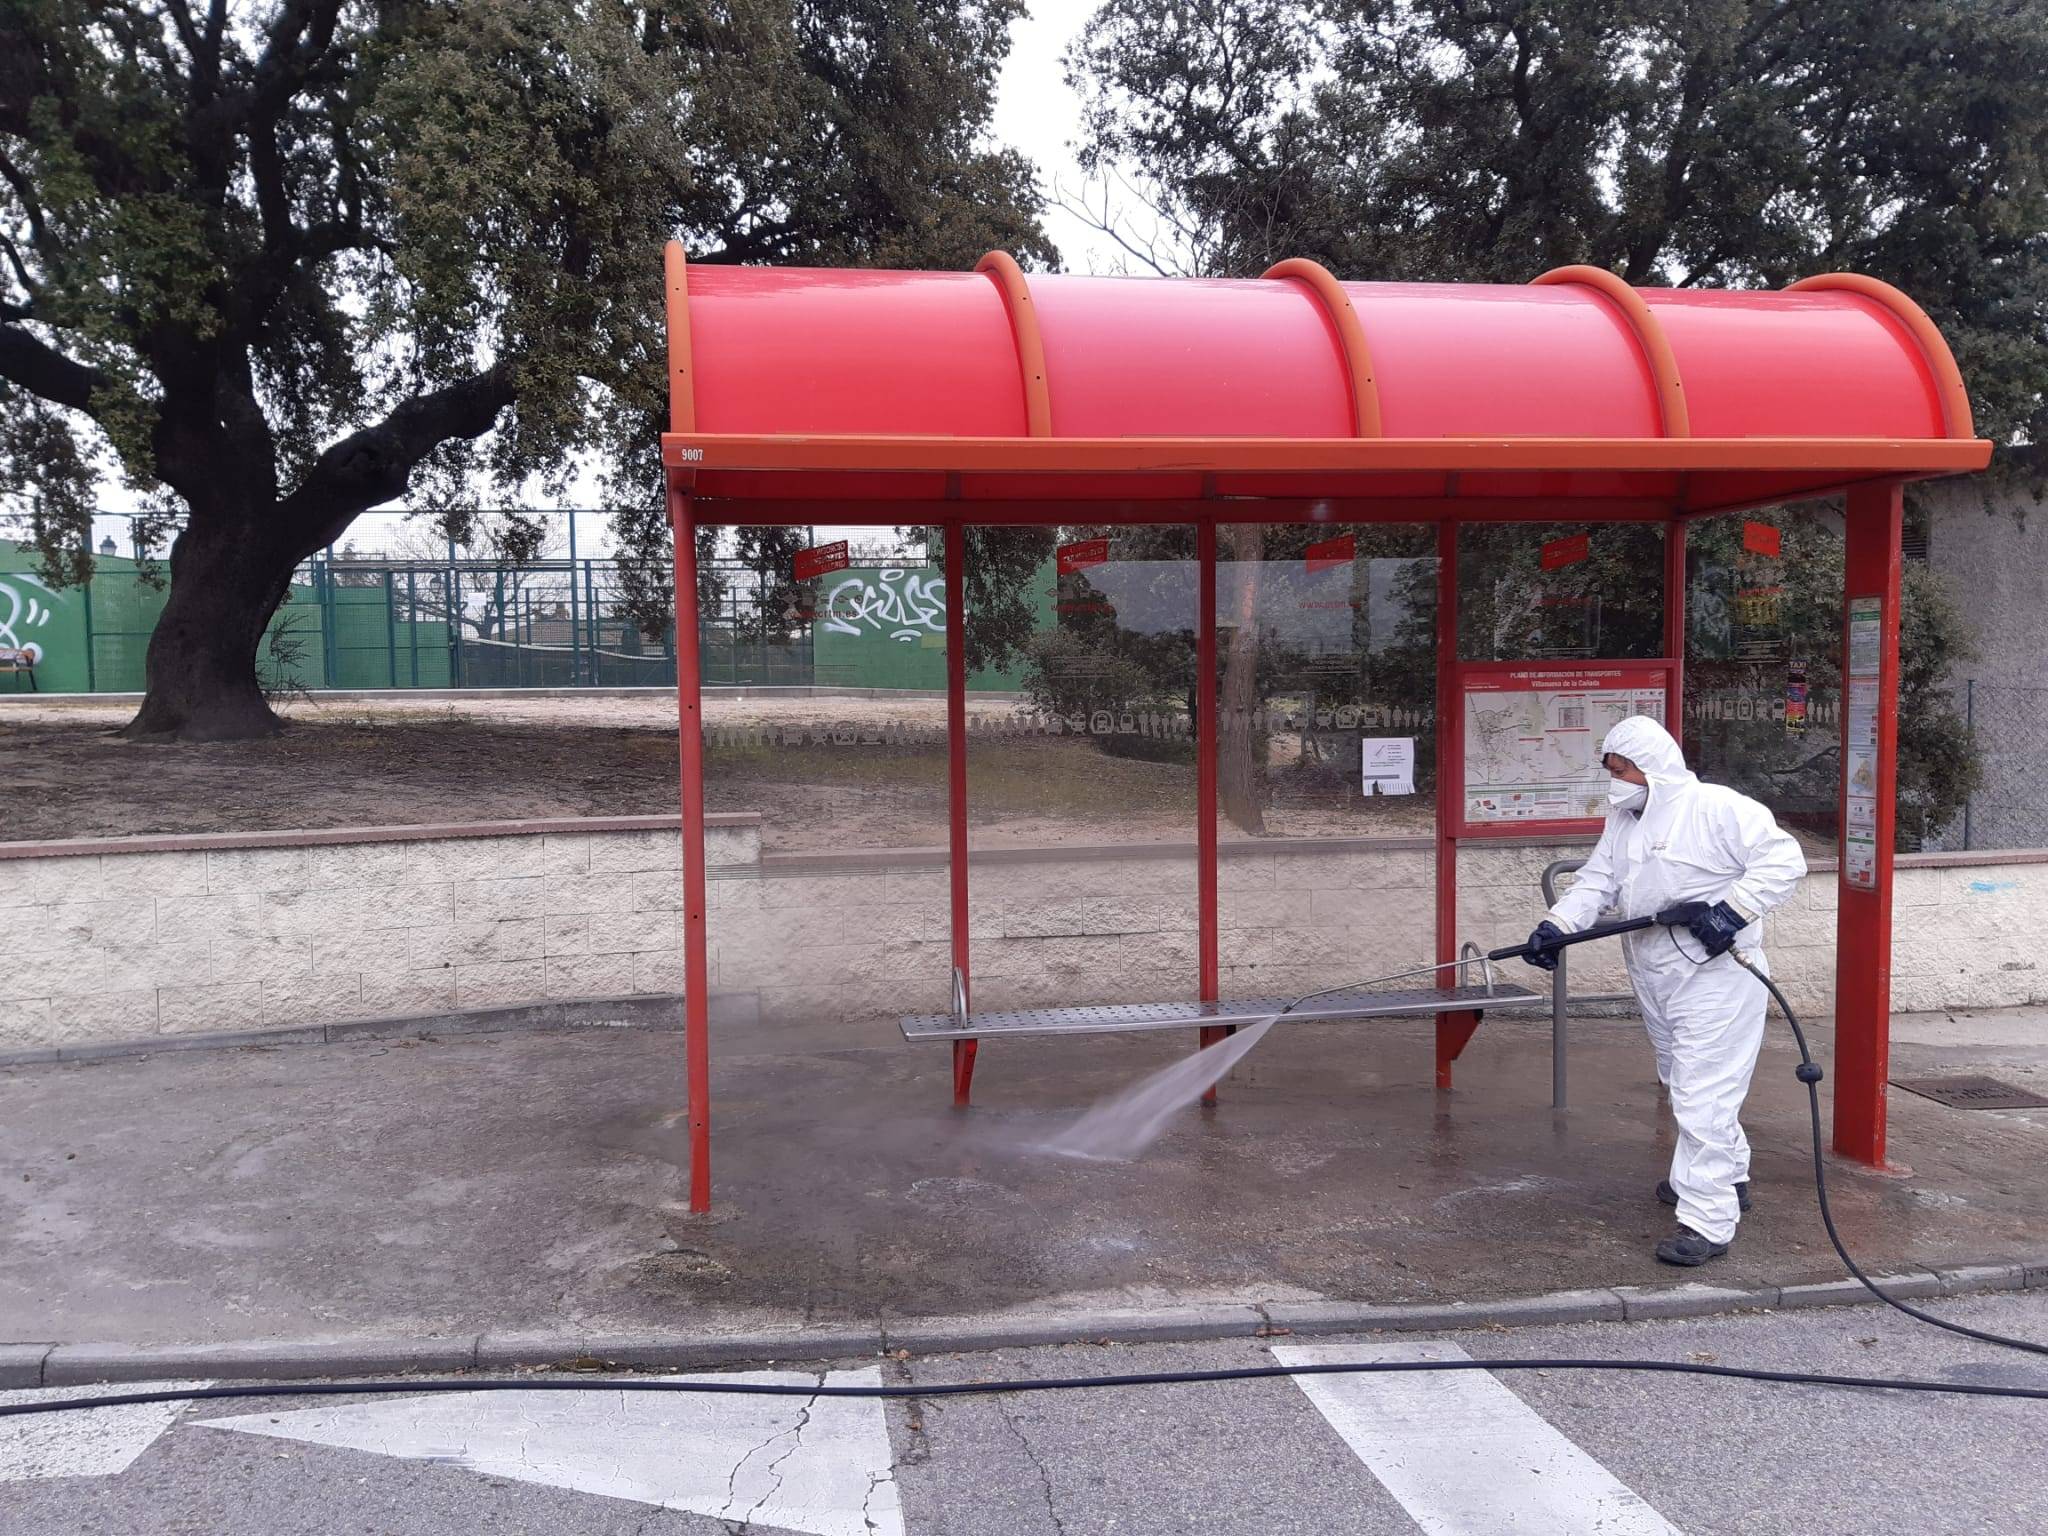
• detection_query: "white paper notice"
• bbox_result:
[1362,736,1416,796]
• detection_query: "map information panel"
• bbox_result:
[1462,666,1669,828]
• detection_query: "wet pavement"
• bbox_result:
[2,1003,2046,1346]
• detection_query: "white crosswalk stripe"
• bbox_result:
[1273,1340,1686,1536]
[0,1381,211,1483]
[198,1368,904,1536]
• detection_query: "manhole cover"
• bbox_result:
[1889,1075,2048,1110]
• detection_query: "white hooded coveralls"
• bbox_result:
[1546,717,1807,1245]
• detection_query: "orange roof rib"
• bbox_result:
[975,251,1053,438]
[1531,265,1690,438]
[663,241,696,436]
[1262,258,1382,437]
[1785,272,1975,439]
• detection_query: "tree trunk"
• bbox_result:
[1218,523,1267,834]
[121,512,299,742]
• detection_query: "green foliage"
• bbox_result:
[1020,626,1154,721]
[1683,508,1978,846]
[257,608,315,705]
[1070,0,2048,450]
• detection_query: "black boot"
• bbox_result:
[1655,1225,1731,1266]
[1657,1178,1752,1213]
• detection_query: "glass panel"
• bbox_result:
[697,524,954,1027]
[965,522,1200,1011]
[1684,508,1840,848]
[1214,523,1438,1000]
[1457,522,1665,661]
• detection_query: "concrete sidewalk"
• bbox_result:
[3,1001,2046,1364]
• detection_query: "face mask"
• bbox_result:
[1609,779,1649,811]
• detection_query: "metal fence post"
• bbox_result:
[317,560,336,687]
[567,513,581,687]
[448,559,464,687]
[383,569,398,687]
[80,555,98,693]
[407,569,420,686]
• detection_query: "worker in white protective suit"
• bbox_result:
[1522,716,1807,1266]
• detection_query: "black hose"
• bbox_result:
[2,1356,2046,1422]
[1726,945,2048,1360]
[4,936,2045,1423]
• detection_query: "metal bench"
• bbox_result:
[901,943,1549,1104]
[900,982,1546,1042]
[902,873,1645,1105]
[0,647,36,691]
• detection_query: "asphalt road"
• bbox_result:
[6,1292,2047,1536]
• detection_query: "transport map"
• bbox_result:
[1463,668,1668,826]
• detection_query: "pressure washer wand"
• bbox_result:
[1484,914,1659,963]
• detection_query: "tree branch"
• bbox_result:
[0,147,54,253]
[251,0,344,118]
[278,366,516,539]
[166,0,203,64]
[0,232,36,299]
[0,322,108,412]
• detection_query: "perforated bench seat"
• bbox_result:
[899,983,1546,1042]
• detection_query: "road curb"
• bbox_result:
[11,1259,2042,1389]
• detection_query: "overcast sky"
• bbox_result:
[74,4,1116,559]
[993,0,1122,275]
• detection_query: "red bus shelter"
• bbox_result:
[660,244,1990,1212]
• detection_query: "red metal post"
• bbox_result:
[1434,517,1478,1088]
[1196,519,1229,1102]
[1832,481,1903,1165]
[669,484,714,1213]
[1664,515,1687,748]
[1197,519,1220,1002]
[945,522,977,1107]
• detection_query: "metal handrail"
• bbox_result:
[1458,940,1498,996]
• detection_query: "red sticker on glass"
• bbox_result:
[1540,532,1590,571]
[1305,533,1356,574]
[1743,521,1782,558]
[792,541,850,582]
[1057,537,1110,575]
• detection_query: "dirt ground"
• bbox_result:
[0,693,1436,848]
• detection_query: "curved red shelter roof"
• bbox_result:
[661,248,1988,516]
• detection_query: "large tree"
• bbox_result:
[0,0,1050,739]
[1069,0,2048,448]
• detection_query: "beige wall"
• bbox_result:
[3,821,2043,1052]
[0,821,756,1051]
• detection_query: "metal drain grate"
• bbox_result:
[1889,1075,2048,1110]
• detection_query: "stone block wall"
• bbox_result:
[3,817,2043,1054]
[0,817,757,1052]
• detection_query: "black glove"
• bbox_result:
[1656,900,1749,958]
[1523,920,1567,972]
